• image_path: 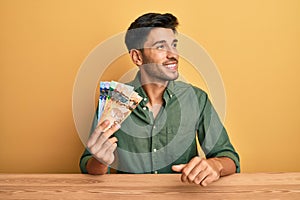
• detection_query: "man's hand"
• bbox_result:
[172,157,235,186]
[87,120,120,167]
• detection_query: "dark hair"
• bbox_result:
[125,13,179,52]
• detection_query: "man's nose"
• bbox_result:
[166,46,178,59]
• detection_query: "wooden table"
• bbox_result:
[0,173,299,199]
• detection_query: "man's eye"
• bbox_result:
[172,43,178,48]
[156,45,165,49]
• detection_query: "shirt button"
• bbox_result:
[154,171,158,174]
[153,125,156,129]
[143,107,147,110]
[170,94,173,98]
[143,97,147,101]
[153,148,157,152]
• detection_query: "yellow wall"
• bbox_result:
[1,0,300,173]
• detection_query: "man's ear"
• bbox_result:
[130,49,143,66]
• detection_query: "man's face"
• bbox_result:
[140,28,179,83]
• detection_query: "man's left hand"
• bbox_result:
[172,157,224,186]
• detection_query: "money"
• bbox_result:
[98,81,142,131]
[97,82,110,120]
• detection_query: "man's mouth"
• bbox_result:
[164,62,178,70]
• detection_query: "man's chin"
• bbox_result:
[172,71,179,79]
[167,73,179,81]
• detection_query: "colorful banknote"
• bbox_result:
[98,81,142,131]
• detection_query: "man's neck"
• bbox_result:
[139,70,168,105]
[142,83,166,105]
[142,83,167,119]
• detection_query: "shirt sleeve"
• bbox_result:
[196,90,240,173]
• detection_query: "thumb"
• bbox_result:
[172,164,186,172]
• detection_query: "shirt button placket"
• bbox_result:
[152,143,158,173]
[152,123,159,174]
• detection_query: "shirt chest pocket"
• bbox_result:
[153,125,197,163]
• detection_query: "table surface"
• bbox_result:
[0,173,299,200]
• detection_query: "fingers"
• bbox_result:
[86,120,120,165]
[87,120,110,148]
[193,169,209,185]
[87,120,120,148]
[102,143,118,164]
[101,122,121,141]
[180,157,202,183]
[172,164,186,172]
[178,157,221,186]
[90,136,118,165]
[200,175,215,187]
[92,136,118,153]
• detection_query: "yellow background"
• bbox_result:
[1,0,300,173]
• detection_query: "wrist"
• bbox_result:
[211,157,224,176]
[212,157,236,176]
[86,157,108,175]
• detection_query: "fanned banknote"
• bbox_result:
[98,82,110,120]
[98,81,142,131]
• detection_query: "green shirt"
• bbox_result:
[80,72,240,174]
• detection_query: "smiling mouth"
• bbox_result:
[164,63,178,70]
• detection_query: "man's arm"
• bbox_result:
[192,88,240,172]
[173,88,240,186]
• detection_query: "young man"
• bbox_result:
[80,13,240,186]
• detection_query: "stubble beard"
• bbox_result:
[141,57,179,84]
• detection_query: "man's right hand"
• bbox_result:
[87,120,120,167]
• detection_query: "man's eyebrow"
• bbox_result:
[151,39,178,46]
[152,40,167,46]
